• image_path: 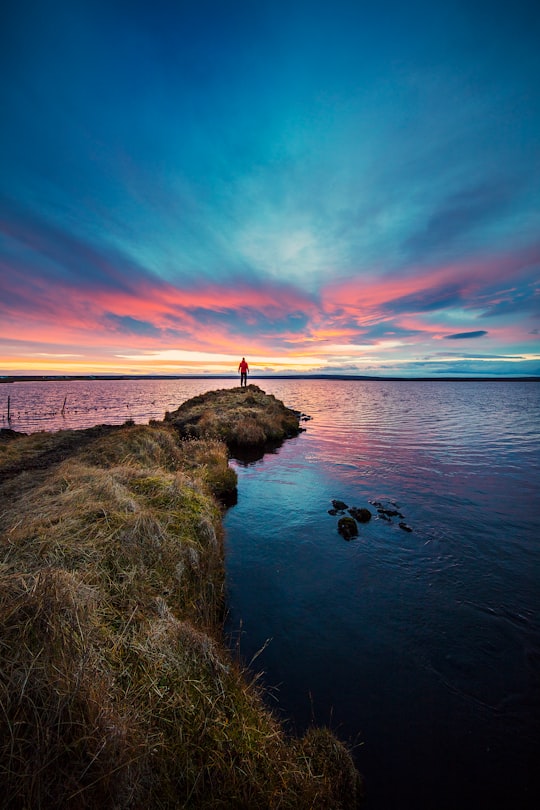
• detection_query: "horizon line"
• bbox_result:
[2,373,539,383]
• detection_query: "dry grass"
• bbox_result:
[0,415,362,807]
[164,385,302,450]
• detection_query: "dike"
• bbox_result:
[0,387,363,809]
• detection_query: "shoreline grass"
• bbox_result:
[0,389,363,808]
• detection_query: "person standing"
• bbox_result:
[238,357,249,387]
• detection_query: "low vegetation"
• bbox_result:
[164,384,302,450]
[0,389,363,808]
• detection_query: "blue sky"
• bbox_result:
[1,0,539,376]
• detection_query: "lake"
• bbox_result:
[3,377,539,808]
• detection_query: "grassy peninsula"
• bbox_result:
[0,386,362,808]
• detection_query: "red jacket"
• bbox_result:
[238,359,249,373]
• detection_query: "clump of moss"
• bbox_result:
[0,411,362,808]
[164,385,302,450]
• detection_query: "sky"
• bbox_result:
[1,0,539,377]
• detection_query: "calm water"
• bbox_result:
[1,377,242,432]
[3,377,539,808]
[223,380,540,810]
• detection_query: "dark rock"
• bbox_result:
[377,508,404,518]
[338,516,358,540]
[332,499,348,512]
[328,509,338,515]
[369,498,411,527]
[348,507,372,523]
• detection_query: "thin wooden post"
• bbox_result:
[7,395,11,422]
[61,396,67,416]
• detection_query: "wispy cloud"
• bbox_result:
[444,331,488,340]
[404,177,525,260]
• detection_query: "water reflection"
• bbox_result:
[223,380,540,810]
[1,378,240,433]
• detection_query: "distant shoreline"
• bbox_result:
[1,374,539,384]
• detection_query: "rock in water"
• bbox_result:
[348,507,372,523]
[338,516,358,540]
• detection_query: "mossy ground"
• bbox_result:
[0,392,363,808]
[164,385,302,450]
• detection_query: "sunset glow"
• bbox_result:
[1,1,539,377]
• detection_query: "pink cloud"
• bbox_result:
[320,243,540,337]
[0,260,317,356]
[2,238,538,373]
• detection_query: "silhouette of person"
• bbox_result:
[238,357,249,387]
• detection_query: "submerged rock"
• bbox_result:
[369,499,404,521]
[332,499,348,512]
[338,516,358,540]
[348,507,372,523]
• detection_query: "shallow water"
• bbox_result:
[1,377,240,432]
[3,377,539,808]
